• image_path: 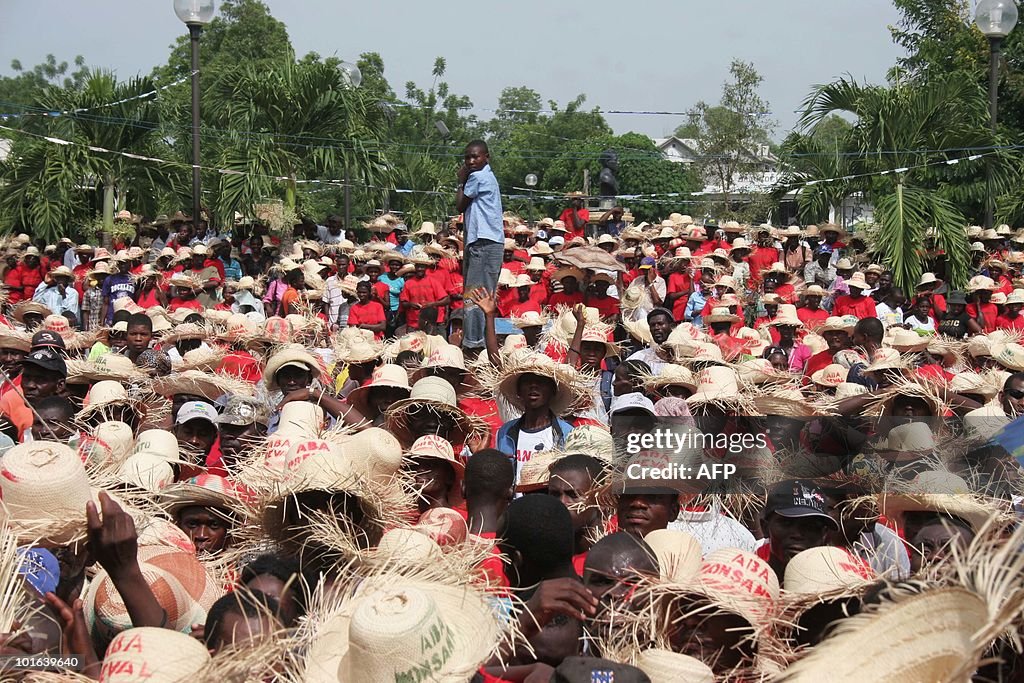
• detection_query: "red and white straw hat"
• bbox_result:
[99,627,211,682]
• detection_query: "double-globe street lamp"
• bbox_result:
[975,0,1018,228]
[173,0,216,230]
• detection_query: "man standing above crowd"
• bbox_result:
[559,193,589,242]
[457,140,504,352]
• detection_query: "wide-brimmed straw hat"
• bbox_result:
[84,544,221,641]
[768,304,804,328]
[887,328,930,353]
[783,546,876,616]
[704,307,741,325]
[818,316,857,334]
[385,377,485,447]
[967,275,998,292]
[303,572,502,683]
[100,627,211,683]
[494,352,595,416]
[265,344,323,391]
[151,369,253,402]
[644,529,702,584]
[879,470,995,533]
[916,272,943,290]
[347,364,412,417]
[810,363,849,388]
[686,366,752,413]
[11,301,51,323]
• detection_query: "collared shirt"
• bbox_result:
[317,225,347,244]
[32,284,79,320]
[323,275,348,326]
[463,163,504,244]
[803,261,837,288]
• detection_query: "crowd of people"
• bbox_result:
[0,190,1022,683]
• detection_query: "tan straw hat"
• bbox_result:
[644,529,702,584]
[347,364,412,417]
[887,328,929,353]
[264,344,323,391]
[494,351,595,416]
[99,627,211,683]
[810,363,849,388]
[635,649,714,683]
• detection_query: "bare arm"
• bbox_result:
[467,287,501,369]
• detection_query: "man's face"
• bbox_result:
[0,347,25,376]
[464,145,488,172]
[176,505,230,554]
[20,365,64,404]
[32,406,74,442]
[1002,377,1024,416]
[548,469,597,532]
[879,273,893,290]
[25,255,39,268]
[174,418,218,461]
[649,314,675,345]
[126,324,152,353]
[387,261,401,276]
[218,421,265,470]
[766,513,831,569]
[356,284,371,305]
[414,264,427,279]
[909,522,972,574]
[518,373,555,411]
[865,271,880,286]
[579,341,606,370]
[276,366,312,395]
[667,597,751,674]
[823,330,849,353]
[616,493,679,536]
[561,276,578,294]
[804,295,821,310]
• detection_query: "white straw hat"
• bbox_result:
[99,627,211,683]
[644,529,702,584]
[0,442,95,543]
[635,648,714,683]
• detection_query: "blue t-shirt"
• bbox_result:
[378,274,405,312]
[464,163,504,244]
[101,274,136,324]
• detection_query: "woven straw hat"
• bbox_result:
[160,473,248,520]
[0,327,31,352]
[736,358,786,386]
[161,322,208,346]
[802,284,827,297]
[152,369,253,402]
[948,371,999,399]
[411,343,467,382]
[991,291,1007,305]
[818,316,857,334]
[0,442,95,543]
[12,301,51,323]
[562,424,615,462]
[99,627,211,683]
[85,545,221,641]
[776,587,989,683]
[635,649,714,683]
[753,387,823,418]
[644,529,702,584]
[79,380,140,422]
[783,546,875,599]
[322,573,501,683]
[967,275,997,292]
[686,366,748,412]
[644,363,698,393]
[880,470,994,533]
[704,307,741,325]
[407,434,464,474]
[810,363,848,388]
[864,348,906,372]
[276,401,325,436]
[967,334,993,359]
[768,304,803,328]
[684,548,780,632]
[117,451,175,492]
[494,352,595,416]
[991,341,1024,371]
[84,421,137,472]
[347,364,412,417]
[133,429,180,462]
[385,377,484,446]
[515,447,566,493]
[265,344,322,391]
[887,328,929,353]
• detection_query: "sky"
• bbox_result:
[0,0,907,140]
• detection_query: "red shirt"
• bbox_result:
[797,307,828,331]
[348,300,387,339]
[528,281,548,307]
[547,291,584,311]
[774,282,797,304]
[587,294,620,320]
[833,294,877,319]
[136,289,161,309]
[474,531,510,593]
[510,299,541,317]
[667,272,692,322]
[803,349,835,378]
[497,287,519,318]
[748,247,780,280]
[997,314,1024,332]
[558,208,590,240]
[459,396,499,449]
[168,297,203,312]
[622,268,641,288]
[501,259,525,276]
[220,350,262,383]
[400,275,447,329]
[8,263,46,302]
[967,302,999,334]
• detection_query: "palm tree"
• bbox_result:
[795,73,1020,290]
[204,56,394,239]
[0,71,177,243]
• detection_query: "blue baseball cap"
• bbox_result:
[639,256,657,269]
[16,547,60,596]
[816,244,834,255]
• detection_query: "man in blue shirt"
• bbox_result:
[456,140,504,351]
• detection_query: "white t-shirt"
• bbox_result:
[668,505,756,555]
[627,346,668,375]
[514,424,555,466]
[905,315,936,333]
[875,302,904,329]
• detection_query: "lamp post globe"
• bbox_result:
[339,61,363,88]
[525,174,538,187]
[173,0,215,26]
[975,0,1019,38]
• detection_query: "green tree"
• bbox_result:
[797,73,1019,290]
[679,60,775,214]
[0,54,90,109]
[0,71,175,243]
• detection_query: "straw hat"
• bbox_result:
[265,344,322,391]
[151,369,253,402]
[528,241,553,256]
[100,627,211,683]
[11,301,51,323]
[160,473,249,520]
[407,434,464,474]
[117,451,176,492]
[161,322,209,346]
[768,304,804,328]
[967,275,997,292]
[967,334,993,359]
[802,284,827,298]
[777,587,990,683]
[494,352,594,416]
[385,377,484,447]
[411,343,468,383]
[991,341,1024,371]
[686,366,751,413]
[864,347,907,372]
[704,307,741,325]
[880,470,994,533]
[887,328,929,353]
[644,363,698,394]
[79,381,142,421]
[347,364,412,417]
[0,328,31,352]
[753,387,822,418]
[644,529,702,584]
[917,272,943,290]
[818,316,857,334]
[833,381,868,400]
[783,546,875,600]
[948,371,999,399]
[846,272,869,290]
[692,548,780,632]
[635,649,714,683]
[304,573,501,683]
[0,442,95,543]
[810,363,849,388]
[84,545,221,641]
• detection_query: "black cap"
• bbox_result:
[21,348,67,377]
[947,291,967,306]
[765,479,837,526]
[553,657,650,683]
[30,330,65,351]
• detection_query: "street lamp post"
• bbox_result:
[975,0,1018,228]
[174,0,215,229]
[339,61,362,234]
[525,173,538,221]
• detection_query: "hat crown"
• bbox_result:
[784,547,874,595]
[278,401,325,436]
[409,376,457,407]
[133,429,179,461]
[410,434,455,461]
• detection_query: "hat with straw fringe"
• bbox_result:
[346,364,411,418]
[735,358,790,387]
[298,570,505,683]
[159,473,252,523]
[0,327,31,353]
[878,469,999,534]
[152,369,254,401]
[781,546,877,625]
[515,448,567,493]
[686,366,756,414]
[264,344,322,391]
[174,345,227,373]
[622,317,654,345]
[642,363,698,394]
[635,648,714,683]
[334,330,385,365]
[753,387,828,418]
[66,353,147,386]
[643,529,702,584]
[493,351,596,416]
[385,377,488,448]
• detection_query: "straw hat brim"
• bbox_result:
[384,398,480,447]
[495,361,594,417]
[347,381,411,418]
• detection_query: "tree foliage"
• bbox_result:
[0,54,90,109]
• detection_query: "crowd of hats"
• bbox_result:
[0,209,1023,682]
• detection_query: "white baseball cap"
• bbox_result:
[175,400,218,426]
[609,392,656,416]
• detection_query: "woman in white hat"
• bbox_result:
[996,289,1024,332]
